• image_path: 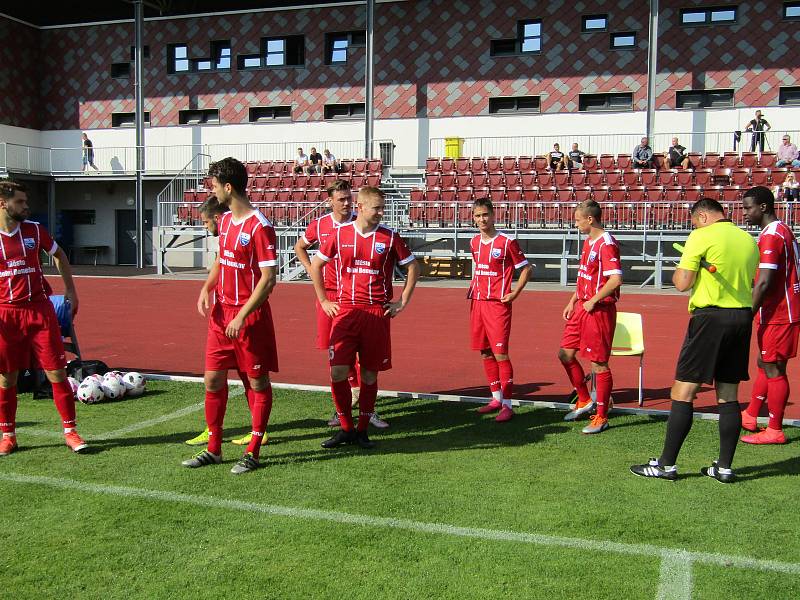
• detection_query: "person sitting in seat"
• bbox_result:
[293,147,309,174]
[665,137,690,170]
[568,143,585,170]
[548,143,567,170]
[322,149,339,174]
[308,147,323,174]
[632,137,654,169]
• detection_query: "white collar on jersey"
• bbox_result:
[330,212,356,226]
[479,232,500,244]
[353,222,381,237]
[0,225,20,237]
[229,209,257,226]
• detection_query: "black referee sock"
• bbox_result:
[659,400,694,467]
[717,401,741,470]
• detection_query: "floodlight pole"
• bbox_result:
[134,0,146,268]
[645,0,659,142]
[364,0,375,160]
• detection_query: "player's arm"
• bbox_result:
[673,233,705,292]
[293,235,314,274]
[52,246,79,317]
[501,263,532,303]
[310,254,338,317]
[197,257,220,317]
[752,268,776,314]
[225,264,275,338]
[672,267,696,292]
[752,237,780,313]
[583,274,623,312]
[563,291,578,320]
[385,257,420,317]
[584,244,623,311]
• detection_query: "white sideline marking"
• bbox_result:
[657,551,693,600]
[144,373,800,428]
[2,472,799,582]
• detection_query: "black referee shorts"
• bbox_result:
[675,307,753,385]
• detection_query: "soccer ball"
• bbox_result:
[122,372,146,397]
[100,378,126,400]
[88,373,105,385]
[77,379,104,404]
[67,376,80,398]
[103,371,124,385]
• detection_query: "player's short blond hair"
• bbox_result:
[0,179,26,199]
[357,186,384,203]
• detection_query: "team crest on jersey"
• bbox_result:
[23,237,35,250]
[588,251,597,262]
[491,248,502,259]
[239,232,251,246]
[375,242,386,254]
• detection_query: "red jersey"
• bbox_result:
[467,232,529,301]
[216,210,277,307]
[757,220,800,324]
[576,232,622,303]
[0,220,57,305]
[302,212,356,291]
[317,222,414,306]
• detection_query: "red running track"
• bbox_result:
[48,276,798,418]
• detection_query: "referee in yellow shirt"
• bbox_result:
[631,198,758,483]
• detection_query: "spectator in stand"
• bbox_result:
[81,133,99,172]
[776,135,800,168]
[548,143,567,170]
[665,137,691,170]
[568,143,585,170]
[308,147,323,174]
[745,110,770,153]
[778,172,799,202]
[293,147,309,174]
[632,137,654,169]
[322,149,339,174]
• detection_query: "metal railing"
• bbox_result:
[155,153,211,228]
[429,131,800,160]
[0,139,394,177]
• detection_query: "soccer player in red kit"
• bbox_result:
[294,180,389,429]
[469,198,531,422]
[183,158,278,474]
[0,179,87,456]
[558,200,623,434]
[309,186,419,449]
[741,186,799,444]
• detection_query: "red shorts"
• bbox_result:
[315,290,338,350]
[757,322,799,362]
[470,300,512,353]
[329,305,391,372]
[205,301,279,377]
[560,301,616,363]
[0,301,67,373]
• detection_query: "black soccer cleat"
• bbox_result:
[355,430,376,449]
[630,458,678,481]
[700,461,735,484]
[321,429,355,449]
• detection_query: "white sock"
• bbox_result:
[64,427,75,434]
[491,390,503,402]
[2,432,15,438]
[501,399,513,408]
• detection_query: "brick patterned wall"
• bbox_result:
[0,17,41,129]
[7,0,799,131]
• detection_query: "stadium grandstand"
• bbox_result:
[1,0,799,283]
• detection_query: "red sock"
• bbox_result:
[348,359,361,389]
[497,359,513,403]
[595,370,613,419]
[482,355,501,397]
[357,380,378,431]
[332,379,354,431]
[52,380,76,429]
[205,386,228,455]
[747,368,768,417]
[766,375,789,430]
[237,370,254,412]
[246,385,273,459]
[0,386,18,434]
[562,359,591,404]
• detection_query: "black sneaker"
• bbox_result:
[355,430,376,449]
[230,452,260,475]
[321,429,355,449]
[630,458,678,481]
[700,461,735,484]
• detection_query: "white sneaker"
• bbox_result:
[370,413,389,429]
[563,399,596,422]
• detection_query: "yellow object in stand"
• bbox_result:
[444,137,464,159]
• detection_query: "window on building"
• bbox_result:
[178,109,220,125]
[168,44,189,73]
[680,6,738,25]
[578,93,633,112]
[111,112,151,128]
[784,1,800,19]
[325,31,364,64]
[249,106,292,122]
[488,96,541,114]
[324,103,366,120]
[212,40,231,70]
[582,14,608,32]
[490,19,543,56]
[675,89,734,109]
[110,63,130,79]
[262,35,304,67]
[238,54,262,69]
[779,86,800,105]
[610,32,636,49]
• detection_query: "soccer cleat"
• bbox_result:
[741,427,786,445]
[495,406,514,422]
[564,398,595,421]
[181,449,222,468]
[231,432,269,446]
[327,412,341,427]
[477,399,502,414]
[355,430,376,449]
[64,431,88,453]
[700,461,735,484]
[630,458,678,481]
[321,429,355,449]
[185,427,210,446]
[370,413,390,429]
[740,410,759,432]
[0,436,18,457]
[230,452,260,475]
[581,414,609,434]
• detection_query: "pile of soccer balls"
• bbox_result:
[72,371,146,405]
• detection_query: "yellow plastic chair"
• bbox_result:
[611,311,645,406]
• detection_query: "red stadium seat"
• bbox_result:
[771,169,789,186]
[440,158,454,173]
[553,171,571,187]
[440,173,456,188]
[554,187,574,203]
[586,170,604,187]
[663,187,683,202]
[308,174,322,189]
[456,173,472,188]
[353,159,367,174]
[245,161,259,176]
[351,175,365,189]
[183,190,195,203]
[537,171,553,187]
[645,186,664,202]
[425,158,440,174]
[758,153,777,168]
[520,172,536,188]
[518,156,533,172]
[687,153,702,169]
[730,169,750,186]
[489,188,506,203]
[639,169,657,186]
[339,159,353,173]
[683,186,704,203]
[741,153,758,169]
[534,157,549,171]
[675,170,693,187]
[599,154,616,170]
[607,187,627,203]
[366,174,381,187]
[470,157,486,173]
[583,155,598,170]
[455,157,470,173]
[409,189,426,226]
[571,170,587,187]
[616,154,632,170]
[456,187,473,203]
[503,173,520,188]
[440,188,457,225]
[294,174,309,188]
[693,169,712,187]
[488,173,504,188]
[367,159,382,174]
[574,187,593,202]
[703,153,720,168]
[722,152,740,169]
[502,156,518,172]
[472,173,488,187]
[486,157,502,173]
[719,186,742,203]
[605,170,623,186]
[271,161,287,175]
[622,170,639,187]
[750,168,769,186]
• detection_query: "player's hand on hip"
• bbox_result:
[225,315,244,339]
[383,301,404,318]
[582,299,596,313]
[563,303,574,320]
[321,299,339,318]
[500,293,515,304]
